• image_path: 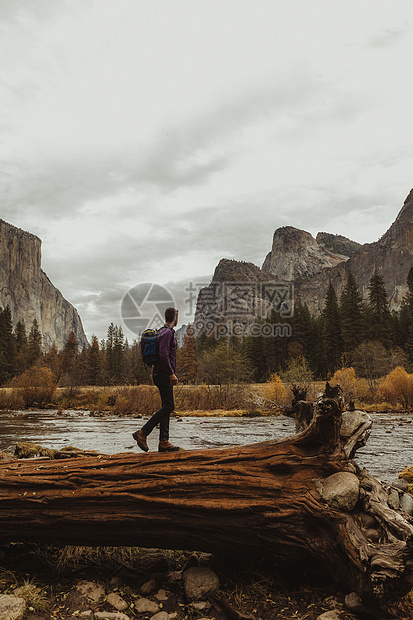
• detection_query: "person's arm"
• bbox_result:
[158,330,176,377]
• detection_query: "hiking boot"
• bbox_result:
[158,440,181,452]
[132,429,149,452]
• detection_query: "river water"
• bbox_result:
[0,410,412,484]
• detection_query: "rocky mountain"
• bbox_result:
[262,226,350,281]
[297,189,413,315]
[0,219,88,349]
[316,232,361,260]
[194,188,413,327]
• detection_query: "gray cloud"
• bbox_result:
[368,26,410,49]
[0,64,335,223]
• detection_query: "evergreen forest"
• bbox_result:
[1,268,413,388]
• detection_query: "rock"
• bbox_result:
[75,581,105,603]
[340,410,371,438]
[107,592,128,611]
[392,479,409,491]
[150,613,169,620]
[182,566,219,602]
[263,226,348,281]
[321,472,360,511]
[365,528,380,542]
[140,578,157,596]
[359,513,377,529]
[190,601,211,611]
[400,492,413,516]
[154,589,169,601]
[387,487,400,510]
[317,612,341,620]
[94,613,130,620]
[109,577,124,589]
[134,598,160,614]
[345,591,364,613]
[0,594,26,620]
[0,219,87,349]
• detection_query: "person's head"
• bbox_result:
[165,307,178,326]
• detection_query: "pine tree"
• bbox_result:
[61,331,79,389]
[291,300,317,371]
[86,335,101,385]
[321,282,342,376]
[112,325,125,383]
[14,319,28,376]
[403,267,413,362]
[367,269,392,347]
[177,325,198,384]
[43,342,62,382]
[339,272,365,353]
[27,318,42,367]
[0,306,15,384]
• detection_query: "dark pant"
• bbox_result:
[141,376,174,442]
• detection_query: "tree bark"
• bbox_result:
[0,387,412,602]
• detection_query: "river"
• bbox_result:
[0,410,412,484]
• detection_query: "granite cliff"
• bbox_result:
[297,188,413,314]
[0,220,88,349]
[262,226,351,281]
[194,189,413,327]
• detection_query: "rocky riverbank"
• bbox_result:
[1,544,413,620]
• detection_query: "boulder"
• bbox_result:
[345,591,364,613]
[134,598,159,614]
[400,492,413,516]
[150,613,169,620]
[140,578,157,596]
[0,594,26,620]
[75,581,105,603]
[340,410,371,438]
[316,612,341,620]
[321,472,360,511]
[182,566,219,602]
[107,592,128,611]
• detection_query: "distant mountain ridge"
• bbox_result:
[0,219,88,349]
[194,189,413,329]
[297,188,413,314]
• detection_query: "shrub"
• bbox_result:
[112,386,160,416]
[0,389,24,411]
[262,373,288,407]
[282,356,313,392]
[379,366,413,408]
[9,366,57,408]
[175,384,251,411]
[332,367,357,404]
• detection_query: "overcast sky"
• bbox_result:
[1,0,413,342]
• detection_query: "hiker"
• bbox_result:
[133,307,181,452]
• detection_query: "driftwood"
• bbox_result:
[0,384,412,604]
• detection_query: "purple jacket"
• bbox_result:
[153,324,177,376]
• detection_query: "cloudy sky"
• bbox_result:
[1,0,413,342]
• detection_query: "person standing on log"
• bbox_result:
[133,307,181,452]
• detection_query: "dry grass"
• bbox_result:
[0,377,410,415]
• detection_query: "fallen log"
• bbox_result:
[0,385,412,604]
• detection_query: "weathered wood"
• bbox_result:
[0,386,412,603]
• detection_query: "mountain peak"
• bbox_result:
[262,226,348,281]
